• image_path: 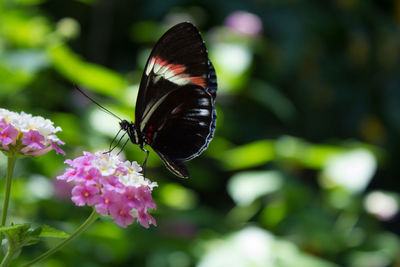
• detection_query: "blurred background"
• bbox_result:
[1,0,400,266]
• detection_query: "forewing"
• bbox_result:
[135,22,216,124]
[134,22,217,178]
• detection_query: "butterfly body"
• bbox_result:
[124,22,217,178]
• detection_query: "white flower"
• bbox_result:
[92,152,119,176]
[0,109,63,141]
[120,160,143,173]
[0,108,65,156]
[88,151,158,189]
[117,171,158,189]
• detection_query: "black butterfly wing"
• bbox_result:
[142,83,215,177]
[135,22,217,178]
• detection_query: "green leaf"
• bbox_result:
[0,10,51,47]
[227,171,284,206]
[48,44,127,98]
[222,140,275,170]
[275,136,346,169]
[0,224,68,255]
[0,224,41,250]
[39,225,69,239]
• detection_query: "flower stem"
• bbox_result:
[23,209,100,267]
[0,156,17,250]
[1,156,17,230]
[0,245,14,267]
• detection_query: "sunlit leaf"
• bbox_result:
[275,136,346,169]
[12,0,47,5]
[320,148,377,194]
[0,10,51,47]
[56,17,80,40]
[159,183,198,210]
[39,225,69,238]
[227,170,283,206]
[364,191,400,221]
[209,43,251,93]
[260,198,287,227]
[198,227,337,267]
[48,44,127,98]
[0,65,33,95]
[226,201,261,225]
[302,144,345,169]
[222,140,275,170]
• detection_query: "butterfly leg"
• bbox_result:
[105,131,126,154]
[117,138,130,155]
[140,146,150,177]
[108,128,123,151]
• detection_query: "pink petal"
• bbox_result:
[0,118,8,130]
[136,208,155,228]
[136,186,157,209]
[22,146,52,156]
[57,167,78,182]
[109,204,134,228]
[50,140,65,155]
[22,130,45,149]
[94,189,120,215]
[71,185,100,206]
[0,125,19,146]
[123,186,141,208]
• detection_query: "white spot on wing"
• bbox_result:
[153,75,161,83]
[198,98,210,106]
[141,92,172,132]
[147,57,195,86]
[153,62,162,74]
[187,109,210,117]
[168,75,191,86]
[145,58,155,76]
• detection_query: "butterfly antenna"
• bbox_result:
[73,84,123,121]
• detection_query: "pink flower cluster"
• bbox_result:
[225,11,263,36]
[0,108,65,156]
[57,151,158,228]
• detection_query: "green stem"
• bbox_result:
[0,156,17,252]
[23,209,100,267]
[1,156,17,228]
[0,245,14,267]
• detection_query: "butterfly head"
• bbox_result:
[120,120,141,146]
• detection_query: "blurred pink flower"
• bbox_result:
[53,179,73,201]
[57,151,158,228]
[225,11,263,36]
[0,108,65,157]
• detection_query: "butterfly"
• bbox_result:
[119,22,217,178]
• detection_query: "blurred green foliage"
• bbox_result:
[1,0,400,266]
